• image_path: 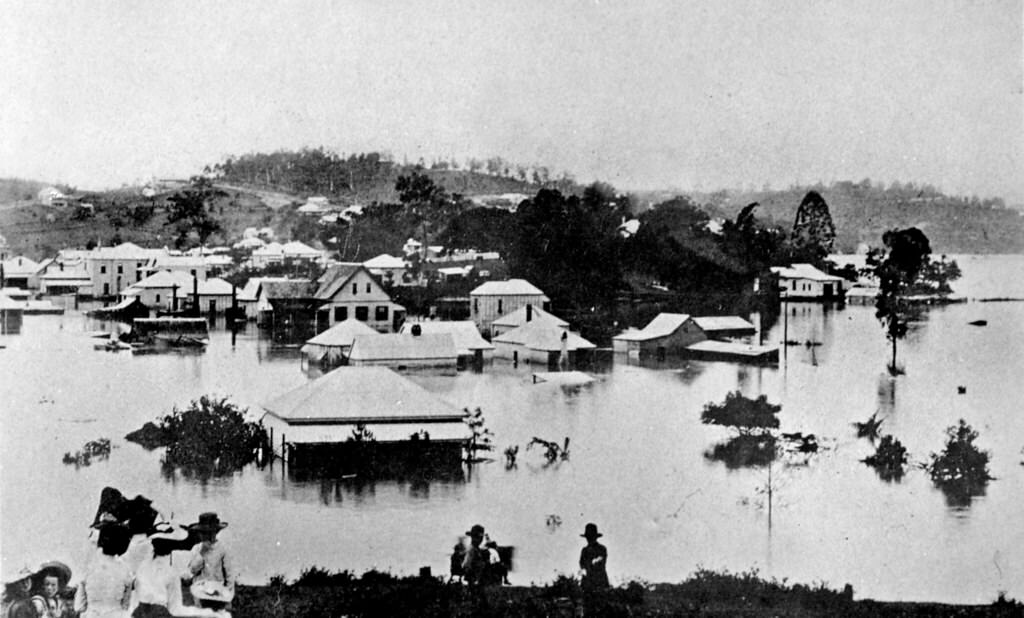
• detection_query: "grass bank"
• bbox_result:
[232,568,1021,617]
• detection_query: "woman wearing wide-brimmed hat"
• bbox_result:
[132,524,223,618]
[184,513,235,610]
[29,561,74,618]
[74,523,134,617]
[2,564,37,618]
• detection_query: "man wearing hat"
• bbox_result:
[134,524,224,618]
[185,513,235,606]
[578,523,609,592]
[460,524,490,587]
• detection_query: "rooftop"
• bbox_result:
[614,313,691,342]
[348,333,458,362]
[470,279,547,297]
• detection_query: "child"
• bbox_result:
[30,563,73,618]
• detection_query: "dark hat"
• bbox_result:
[466,524,485,537]
[581,523,602,539]
[187,512,228,532]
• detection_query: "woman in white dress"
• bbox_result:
[74,524,134,618]
[131,525,225,618]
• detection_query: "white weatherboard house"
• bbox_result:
[771,264,846,300]
[613,313,758,359]
[314,263,405,332]
[469,279,549,335]
[301,317,381,365]
[88,243,167,298]
[260,366,471,468]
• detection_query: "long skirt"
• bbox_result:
[131,603,173,618]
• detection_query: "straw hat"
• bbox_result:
[3,565,35,585]
[581,523,603,539]
[148,523,188,542]
[34,561,72,587]
[187,512,228,532]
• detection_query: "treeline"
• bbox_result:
[687,179,1024,253]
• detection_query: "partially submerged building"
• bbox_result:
[260,366,471,470]
[771,264,846,300]
[347,332,458,374]
[613,313,762,361]
[489,304,568,339]
[469,279,549,336]
[300,317,381,366]
[314,263,405,332]
[398,320,494,367]
[492,319,596,366]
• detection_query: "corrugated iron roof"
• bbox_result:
[306,318,381,347]
[614,313,691,341]
[399,321,494,354]
[491,305,568,328]
[315,263,363,299]
[691,316,755,332]
[261,366,465,423]
[770,264,843,282]
[493,320,596,352]
[348,333,458,362]
[470,279,547,297]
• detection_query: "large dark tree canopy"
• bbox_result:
[789,190,836,264]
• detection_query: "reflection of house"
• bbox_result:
[0,256,40,289]
[300,318,380,366]
[314,264,404,332]
[469,279,549,335]
[492,319,595,366]
[347,333,458,374]
[490,304,567,338]
[399,320,494,366]
[771,264,846,300]
[260,366,471,470]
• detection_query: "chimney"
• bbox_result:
[526,304,533,322]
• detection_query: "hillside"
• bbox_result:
[680,182,1024,254]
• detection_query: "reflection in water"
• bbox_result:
[705,434,777,469]
[876,374,897,416]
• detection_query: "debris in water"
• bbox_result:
[968,320,988,326]
[853,411,884,440]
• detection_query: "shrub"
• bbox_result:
[928,419,992,506]
[863,435,908,481]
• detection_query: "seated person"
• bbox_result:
[30,562,74,618]
[133,525,225,618]
[184,513,234,609]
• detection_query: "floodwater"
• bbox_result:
[2,255,1023,603]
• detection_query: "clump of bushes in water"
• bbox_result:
[701,392,781,468]
[863,435,908,481]
[125,395,267,475]
[62,438,112,467]
[927,419,992,506]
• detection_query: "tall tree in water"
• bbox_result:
[867,227,931,373]
[789,191,836,265]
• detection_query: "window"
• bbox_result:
[366,282,371,293]
[191,269,197,276]
[334,307,348,321]
[103,283,109,295]
[352,283,358,295]
[355,306,369,321]
[497,299,503,314]
[117,264,123,274]
[100,265,107,274]
[156,294,161,303]
[375,306,389,321]
[473,298,479,314]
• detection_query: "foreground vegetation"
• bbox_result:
[232,568,1021,617]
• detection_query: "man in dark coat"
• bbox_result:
[578,523,609,592]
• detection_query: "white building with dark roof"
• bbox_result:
[771,264,846,300]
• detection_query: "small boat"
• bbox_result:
[968,319,988,326]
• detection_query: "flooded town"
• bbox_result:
[2,2,1023,617]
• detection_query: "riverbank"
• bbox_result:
[231,569,1022,617]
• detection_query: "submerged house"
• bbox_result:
[613,313,759,360]
[300,318,381,366]
[260,366,471,470]
[489,304,568,339]
[469,279,549,335]
[347,332,458,374]
[771,264,846,300]
[0,293,24,334]
[612,313,705,358]
[398,320,494,366]
[492,319,596,366]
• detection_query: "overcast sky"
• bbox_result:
[2,0,1021,201]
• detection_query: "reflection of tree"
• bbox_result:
[705,433,777,469]
[862,435,907,482]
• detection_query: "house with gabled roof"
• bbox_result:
[399,320,494,366]
[612,313,706,358]
[260,366,471,470]
[490,303,568,338]
[301,317,381,366]
[469,278,549,335]
[0,256,40,289]
[314,263,404,332]
[255,279,316,329]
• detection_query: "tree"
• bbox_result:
[867,227,931,372]
[928,419,992,507]
[912,255,962,295]
[166,187,222,249]
[789,190,836,265]
[701,391,781,435]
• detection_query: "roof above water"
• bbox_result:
[399,321,494,354]
[491,304,568,329]
[305,318,381,348]
[470,279,547,297]
[770,263,843,282]
[614,313,691,341]
[691,316,755,332]
[348,333,458,362]
[493,320,596,352]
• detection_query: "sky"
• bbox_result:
[1,0,1021,202]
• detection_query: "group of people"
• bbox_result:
[2,488,236,618]
[451,522,610,594]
